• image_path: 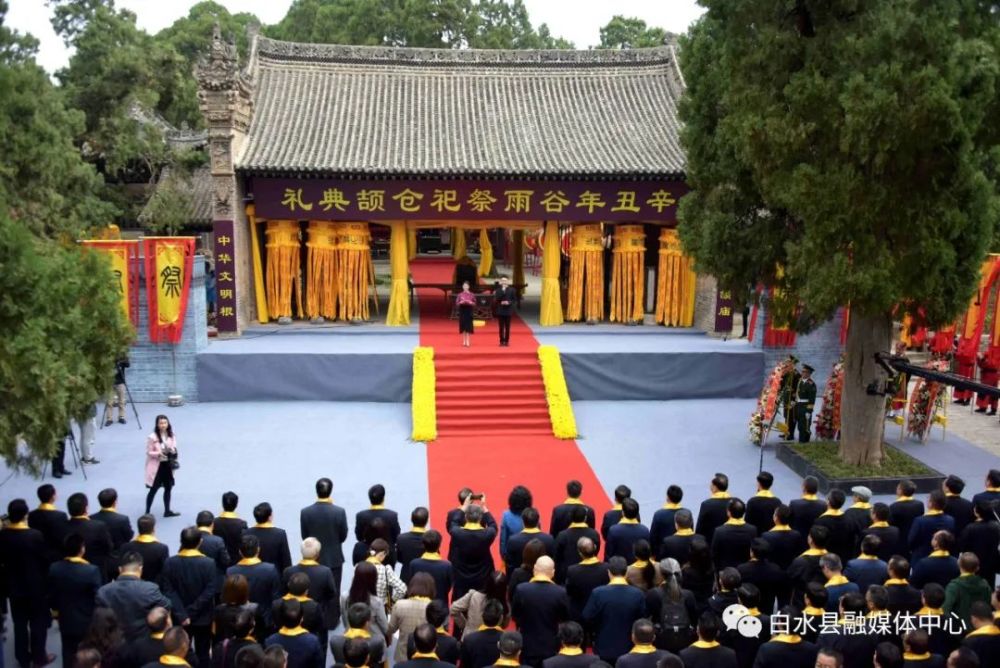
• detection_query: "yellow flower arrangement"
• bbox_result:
[411,346,437,442]
[537,345,578,439]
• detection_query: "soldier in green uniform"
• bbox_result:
[796,364,818,443]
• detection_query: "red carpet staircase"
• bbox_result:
[435,350,553,437]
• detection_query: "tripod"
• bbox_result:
[100,373,142,431]
[65,429,87,481]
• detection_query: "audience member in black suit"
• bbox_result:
[509,539,549,604]
[722,584,771,668]
[284,537,340,646]
[493,631,531,668]
[943,475,976,538]
[28,483,69,561]
[737,539,785,612]
[800,585,827,644]
[885,556,923,616]
[396,623,458,668]
[446,488,499,535]
[707,568,741,616]
[901,629,945,668]
[658,508,700,566]
[817,592,880,668]
[330,604,386,667]
[162,526,218,662]
[760,504,805,572]
[541,622,592,668]
[461,599,506,668]
[606,498,650,563]
[601,485,634,542]
[121,514,170,585]
[405,600,460,664]
[787,525,830,607]
[812,489,858,564]
[448,502,497,600]
[678,612,738,668]
[695,473,732,544]
[147,627,194,668]
[300,477,350,590]
[96,551,173,642]
[398,507,430,581]
[48,533,103,668]
[746,472,781,534]
[92,487,135,554]
[512,556,570,667]
[554,505,601,584]
[874,643,905,668]
[507,508,556,572]
[66,491,115,582]
[843,485,874,535]
[355,484,401,559]
[122,606,200,668]
[565,537,609,624]
[51,436,72,479]
[911,531,960,589]
[247,502,293,575]
[582,557,647,663]
[891,480,927,557]
[615,618,676,668]
[211,607,258,668]
[751,605,818,668]
[911,491,957,562]
[681,537,716,610]
[916,585,952,657]
[970,469,1000,511]
[962,601,1000,667]
[227,534,282,634]
[550,480,596,539]
[649,485,685,559]
[959,502,1000,587]
[643,558,697,653]
[408,529,454,604]
[264,598,325,668]
[844,534,889,594]
[789,476,826,536]
[197,510,233,588]
[711,499,757,570]
[215,491,249,565]
[272,572,324,642]
[864,503,902,562]
[0,499,55,667]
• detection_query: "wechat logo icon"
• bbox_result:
[723,604,762,639]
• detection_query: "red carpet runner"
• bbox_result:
[411,258,611,558]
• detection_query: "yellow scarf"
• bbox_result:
[65,556,89,564]
[801,548,827,557]
[925,510,943,516]
[929,550,950,558]
[462,523,484,531]
[674,528,695,536]
[884,578,909,586]
[521,528,541,534]
[412,652,440,660]
[493,659,519,667]
[711,492,730,499]
[299,559,319,566]
[159,657,190,667]
[725,518,746,526]
[968,625,1000,637]
[344,628,371,639]
[825,575,849,587]
[662,502,683,509]
[420,552,443,561]
[801,494,818,500]
[568,522,589,529]
[769,524,791,532]
[578,557,600,565]
[563,498,584,505]
[770,634,801,644]
[848,502,871,510]
[618,518,639,525]
[869,521,889,528]
[609,576,629,585]
[630,645,657,654]
[691,640,720,649]
[278,626,308,637]
[177,549,204,558]
[917,607,943,616]
[219,511,240,519]
[254,522,274,528]
[136,534,158,543]
[238,557,262,566]
[903,652,931,660]
[755,490,776,498]
[38,503,57,511]
[559,648,583,656]
[530,575,554,583]
[316,498,332,504]
[820,509,844,517]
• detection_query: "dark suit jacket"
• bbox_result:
[554,526,601,583]
[162,552,218,625]
[409,557,454,604]
[125,634,199,668]
[862,524,902,563]
[27,506,69,560]
[886,581,922,616]
[92,509,134,551]
[0,525,49,598]
[844,506,874,535]
[605,523,650,563]
[601,508,642,542]
[355,507,401,544]
[271,595,323,636]
[648,507,684,558]
[227,561,282,629]
[678,644,738,668]
[447,523,496,599]
[121,538,170,584]
[746,495,782,534]
[68,517,115,581]
[695,497,732,543]
[247,525,293,574]
[910,554,960,589]
[462,627,504,668]
[397,529,427,580]
[787,553,824,606]
[962,632,1000,668]
[48,558,102,636]
[812,513,858,563]
[659,532,700,566]
[909,513,956,562]
[396,659,457,668]
[615,649,676,668]
[943,495,975,536]
[543,653,596,668]
[283,562,340,629]
[506,530,556,571]
[265,630,325,668]
[751,639,819,668]
[512,580,570,663]
[494,286,517,316]
[550,502,596,538]
[844,557,889,594]
[736,558,784,612]
[215,514,249,564]
[970,489,1000,511]
[565,561,609,621]
[199,531,232,587]
[405,630,461,664]
[711,522,758,570]
[959,520,1000,584]
[788,498,827,536]
[96,574,173,641]
[889,499,926,554]
[582,583,647,660]
[446,508,498,533]
[759,527,805,570]
[301,501,349,569]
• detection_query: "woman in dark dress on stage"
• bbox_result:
[456,281,476,347]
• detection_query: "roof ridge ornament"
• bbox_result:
[196,23,243,92]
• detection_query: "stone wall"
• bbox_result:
[126,256,208,402]
[693,274,719,335]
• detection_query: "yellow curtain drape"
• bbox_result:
[408,227,418,261]
[386,221,411,326]
[540,220,564,326]
[265,220,301,319]
[335,222,372,322]
[305,221,338,320]
[610,224,646,324]
[451,228,466,258]
[566,223,605,322]
[512,230,525,291]
[655,228,697,327]
[478,228,493,277]
[246,204,269,324]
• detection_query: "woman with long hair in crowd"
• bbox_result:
[212,574,257,643]
[78,608,125,668]
[507,538,547,600]
[626,539,658,591]
[681,536,715,611]
[646,558,698,652]
[342,561,390,640]
[145,414,179,517]
[387,573,436,662]
[450,570,510,639]
[352,518,397,567]
[500,485,533,556]
[366,538,407,605]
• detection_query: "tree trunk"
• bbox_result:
[839,311,893,466]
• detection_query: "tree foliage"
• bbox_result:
[597,15,669,49]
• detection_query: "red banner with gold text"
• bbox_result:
[144,237,196,344]
[80,240,140,329]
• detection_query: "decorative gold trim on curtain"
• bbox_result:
[610,224,646,324]
[478,228,493,277]
[265,220,301,319]
[386,221,411,326]
[451,228,466,257]
[305,221,338,320]
[407,227,418,261]
[246,204,269,324]
[566,223,604,322]
[655,228,696,327]
[335,222,372,322]
[539,220,564,326]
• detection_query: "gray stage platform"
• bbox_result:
[197,328,763,402]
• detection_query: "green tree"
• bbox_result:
[598,15,668,49]
[678,1,1000,465]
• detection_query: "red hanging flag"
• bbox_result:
[144,237,196,344]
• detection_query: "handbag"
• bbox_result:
[167,449,180,470]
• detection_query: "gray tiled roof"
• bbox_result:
[140,165,213,225]
[236,38,686,179]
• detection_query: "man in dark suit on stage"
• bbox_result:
[408,530,453,604]
[506,507,555,572]
[789,476,826,536]
[737,539,785,612]
[248,501,292,575]
[659,508,700,565]
[96,551,173,642]
[649,485,685,559]
[711,498,757,570]
[28,483,68,561]
[48,533,103,668]
[843,486,874,535]
[787,525,830,607]
[695,473,732,543]
[121,514,170,584]
[300,477,349,590]
[759,505,804,572]
[398,507,429,581]
[746,472,781,533]
[813,488,859,563]
[215,491,248,565]
[66,492,114,582]
[885,556,922,615]
[863,503,901,562]
[601,485,634,542]
[161,526,217,663]
[356,483,401,543]
[446,488,499,535]
[1,499,55,667]
[494,276,517,346]
[890,480,926,557]
[396,623,457,668]
[564,537,608,624]
[92,488,134,555]
[553,505,600,584]
[550,481,596,539]
[606,498,649,563]
[582,557,646,664]
[512,556,569,668]
[447,501,497,600]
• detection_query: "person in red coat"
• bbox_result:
[975,350,999,415]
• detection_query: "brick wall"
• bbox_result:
[126,255,208,402]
